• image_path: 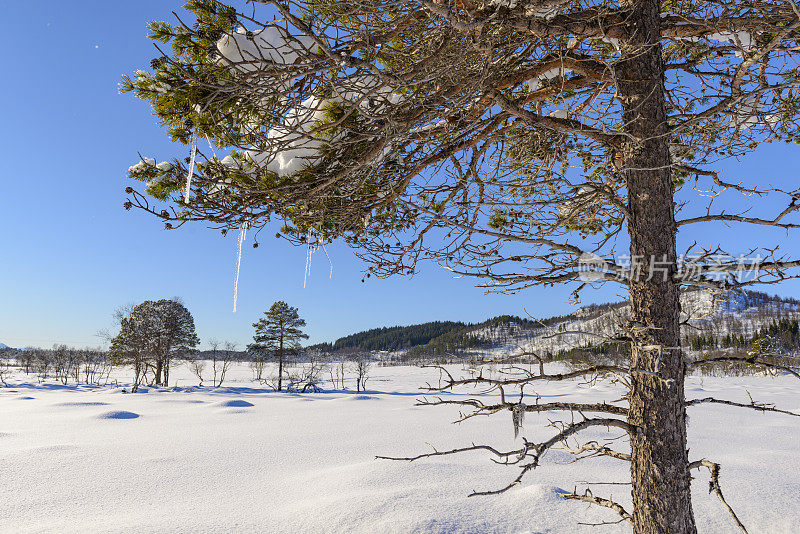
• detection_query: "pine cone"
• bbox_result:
[150,57,162,70]
[125,186,134,194]
[253,242,259,248]
[124,201,133,210]
[184,156,191,164]
[160,210,170,219]
[184,118,194,129]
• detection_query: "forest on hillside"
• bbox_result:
[308,321,470,352]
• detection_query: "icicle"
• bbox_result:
[205,134,218,159]
[303,230,314,288]
[321,239,333,279]
[233,221,248,312]
[512,403,527,438]
[183,130,198,204]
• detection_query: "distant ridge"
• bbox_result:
[310,289,800,357]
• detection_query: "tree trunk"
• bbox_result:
[132,359,141,393]
[616,1,696,532]
[163,342,172,386]
[154,359,163,386]
[278,336,284,392]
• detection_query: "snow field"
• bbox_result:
[1,364,798,533]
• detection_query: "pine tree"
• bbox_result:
[122,1,800,531]
[248,301,308,391]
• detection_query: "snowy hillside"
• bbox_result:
[464,290,800,357]
[0,343,9,350]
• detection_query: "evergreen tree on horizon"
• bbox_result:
[248,301,308,392]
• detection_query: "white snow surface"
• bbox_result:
[1,363,799,533]
[216,26,318,73]
[127,157,155,174]
[525,66,572,92]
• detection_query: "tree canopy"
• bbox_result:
[109,298,199,387]
[248,300,308,390]
[122,1,800,531]
[122,0,800,295]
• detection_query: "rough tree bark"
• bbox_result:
[155,359,163,386]
[617,1,696,532]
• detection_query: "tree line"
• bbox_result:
[0,298,373,394]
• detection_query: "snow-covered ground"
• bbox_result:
[1,363,798,533]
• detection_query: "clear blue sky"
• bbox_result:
[2,1,800,349]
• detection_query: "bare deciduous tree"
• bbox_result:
[353,354,372,392]
[216,340,238,386]
[286,349,326,392]
[188,355,206,386]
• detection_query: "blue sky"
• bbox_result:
[2,1,800,349]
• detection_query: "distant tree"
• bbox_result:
[352,354,371,392]
[208,339,238,387]
[248,301,308,391]
[249,353,267,382]
[17,349,34,375]
[108,305,148,391]
[109,299,199,388]
[187,355,206,386]
[287,349,326,392]
[154,299,200,385]
[0,349,9,387]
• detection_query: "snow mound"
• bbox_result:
[98,410,140,420]
[217,399,254,408]
[349,395,377,401]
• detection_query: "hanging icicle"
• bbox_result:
[512,403,527,439]
[302,230,333,286]
[204,134,218,159]
[321,239,333,279]
[303,229,314,288]
[183,129,198,204]
[233,221,249,313]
